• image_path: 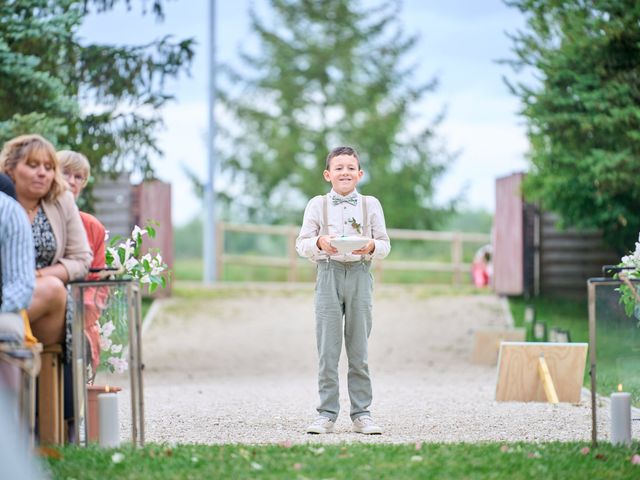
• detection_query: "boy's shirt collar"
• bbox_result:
[329,188,359,198]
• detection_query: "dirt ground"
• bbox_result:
[107,283,632,445]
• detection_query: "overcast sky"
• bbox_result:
[80,0,529,226]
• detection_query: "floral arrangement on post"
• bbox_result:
[617,233,640,321]
[106,222,168,293]
[97,221,169,374]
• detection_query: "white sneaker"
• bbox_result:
[306,416,335,434]
[352,415,382,434]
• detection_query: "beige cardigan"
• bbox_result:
[41,191,92,281]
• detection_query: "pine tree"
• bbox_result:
[218,0,454,228]
[0,0,193,178]
[505,0,640,252]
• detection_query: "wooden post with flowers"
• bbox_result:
[132,181,173,297]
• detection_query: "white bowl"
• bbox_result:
[330,236,369,254]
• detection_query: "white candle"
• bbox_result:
[524,305,535,324]
[98,392,120,448]
[610,389,631,446]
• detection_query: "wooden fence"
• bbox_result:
[215,222,490,285]
[538,212,619,297]
[494,172,620,298]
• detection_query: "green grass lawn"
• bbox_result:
[508,296,589,345]
[43,442,640,479]
[141,297,153,320]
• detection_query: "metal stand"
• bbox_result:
[587,267,639,447]
[70,279,144,446]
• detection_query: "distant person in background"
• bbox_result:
[58,150,106,372]
[471,244,492,288]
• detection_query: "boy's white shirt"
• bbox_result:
[296,188,391,263]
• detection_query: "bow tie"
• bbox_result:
[332,194,358,206]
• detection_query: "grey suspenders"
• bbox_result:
[361,195,369,236]
[322,193,370,237]
[322,195,329,236]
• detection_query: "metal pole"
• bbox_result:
[203,0,217,283]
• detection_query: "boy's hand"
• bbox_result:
[317,235,338,254]
[352,240,375,255]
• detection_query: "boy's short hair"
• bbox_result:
[326,146,360,169]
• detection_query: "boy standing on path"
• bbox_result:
[296,146,390,435]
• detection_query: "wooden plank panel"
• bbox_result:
[538,208,618,298]
[93,173,132,240]
[494,173,524,295]
[541,279,594,290]
[540,264,610,276]
[495,342,588,403]
[541,251,620,263]
[540,238,610,250]
[134,181,173,297]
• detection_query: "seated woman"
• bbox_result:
[0,134,92,352]
[58,150,106,373]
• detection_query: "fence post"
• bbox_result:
[451,233,463,286]
[288,229,298,282]
[215,222,224,281]
[374,259,384,283]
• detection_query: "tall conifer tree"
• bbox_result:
[505,0,640,252]
[0,0,193,178]
[218,0,454,228]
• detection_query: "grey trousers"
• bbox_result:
[314,259,373,421]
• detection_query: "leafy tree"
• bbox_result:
[217,0,455,228]
[0,0,193,180]
[504,0,640,253]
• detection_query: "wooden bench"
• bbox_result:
[37,344,64,445]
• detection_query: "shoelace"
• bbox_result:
[357,416,374,425]
[313,416,332,425]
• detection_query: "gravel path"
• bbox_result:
[104,283,637,444]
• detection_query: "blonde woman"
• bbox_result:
[0,134,91,350]
[58,150,106,371]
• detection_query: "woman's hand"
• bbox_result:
[36,264,69,284]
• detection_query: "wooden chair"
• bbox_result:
[37,343,64,445]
